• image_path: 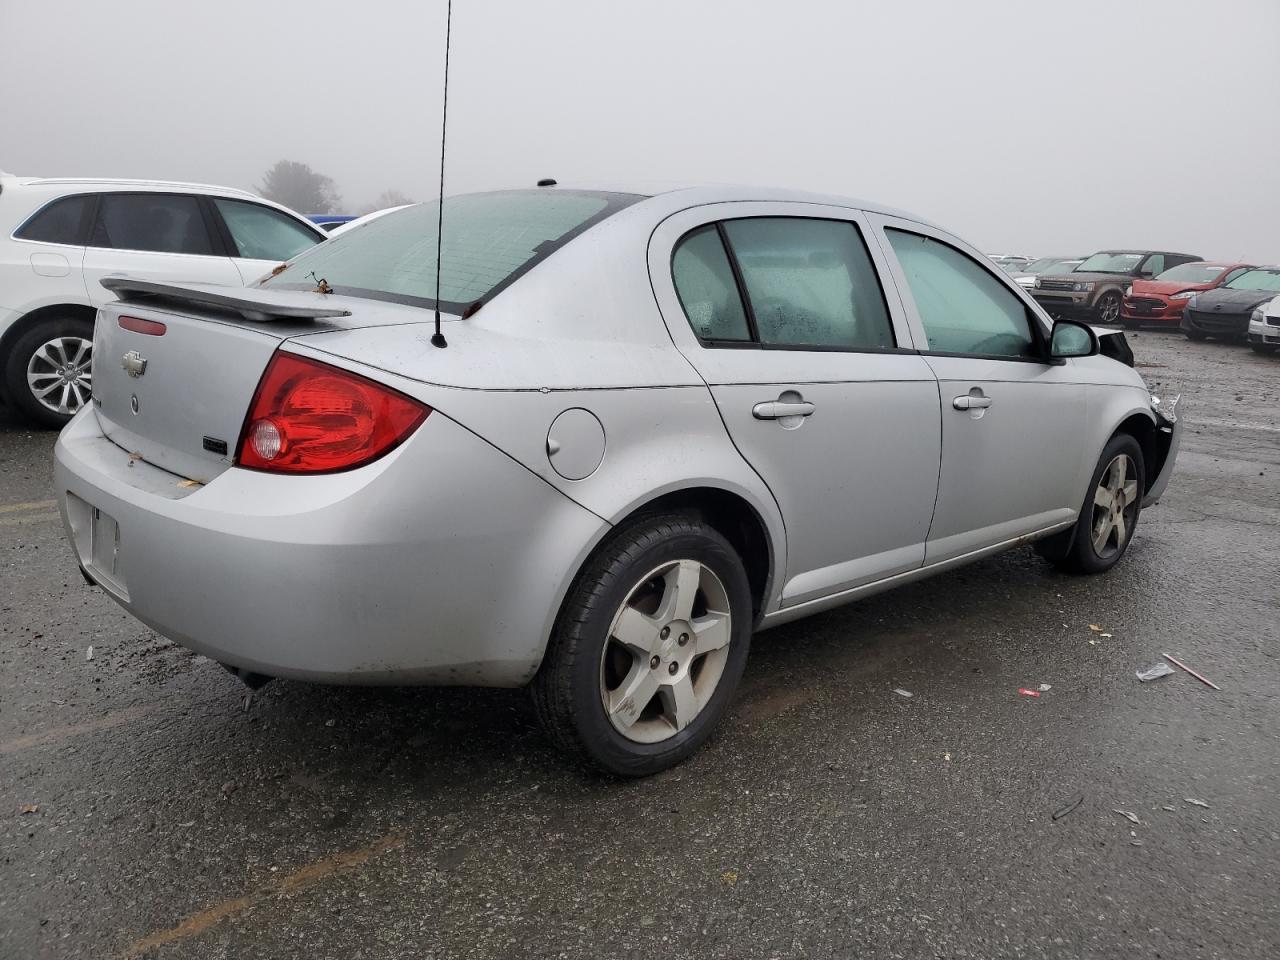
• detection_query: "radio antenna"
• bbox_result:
[430,0,453,349]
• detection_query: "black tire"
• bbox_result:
[1250,342,1278,355]
[2,316,95,428]
[532,513,753,777]
[1183,328,1206,342]
[1036,433,1145,574]
[1094,292,1122,325]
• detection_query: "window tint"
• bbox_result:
[90,193,214,255]
[15,195,91,244]
[721,218,894,349]
[886,229,1038,359]
[214,199,321,261]
[1141,254,1165,277]
[671,226,751,342]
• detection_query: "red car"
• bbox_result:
[1121,261,1254,327]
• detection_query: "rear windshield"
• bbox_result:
[1225,269,1280,292]
[263,189,639,312]
[1155,263,1226,284]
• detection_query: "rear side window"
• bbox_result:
[722,218,894,350]
[886,229,1038,359]
[1141,254,1166,277]
[90,193,215,255]
[671,226,752,342]
[15,195,92,244]
[213,199,321,261]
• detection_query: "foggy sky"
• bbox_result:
[3,0,1278,261]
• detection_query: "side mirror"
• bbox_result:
[1050,319,1098,360]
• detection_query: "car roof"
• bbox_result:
[1094,249,1201,257]
[0,174,261,200]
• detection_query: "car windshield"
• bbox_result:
[1155,263,1226,284]
[1024,258,1077,274]
[1224,268,1280,291]
[264,190,640,311]
[1076,252,1144,274]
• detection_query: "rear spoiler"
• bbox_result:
[100,277,351,323]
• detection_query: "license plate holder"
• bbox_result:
[87,504,128,597]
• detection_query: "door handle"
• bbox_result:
[753,400,816,420]
[952,395,993,411]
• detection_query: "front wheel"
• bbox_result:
[532,513,752,776]
[1094,292,1122,325]
[2,317,95,428]
[1036,434,1145,574]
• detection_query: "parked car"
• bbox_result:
[326,204,413,238]
[1032,250,1202,324]
[1247,295,1280,354]
[1120,261,1254,328]
[310,215,356,232]
[1181,266,1280,341]
[1012,256,1083,289]
[55,185,1181,776]
[0,175,325,426]
[989,255,1032,273]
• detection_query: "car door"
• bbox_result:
[80,192,243,306]
[649,202,941,607]
[207,197,325,284]
[870,215,1087,565]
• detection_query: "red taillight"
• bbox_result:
[235,352,429,474]
[118,315,167,336]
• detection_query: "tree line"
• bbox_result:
[257,160,412,216]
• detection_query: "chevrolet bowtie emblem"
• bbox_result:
[122,350,148,378]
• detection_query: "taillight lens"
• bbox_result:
[235,352,429,474]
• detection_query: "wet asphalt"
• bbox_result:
[1,330,1277,960]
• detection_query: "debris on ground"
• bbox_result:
[1018,688,1041,698]
[221,781,238,799]
[1037,683,1052,692]
[325,718,337,726]
[1184,798,1210,808]
[893,688,913,699]
[85,645,93,661]
[721,869,739,886]
[1162,653,1220,690]
[1052,793,1084,821]
[943,753,951,762]
[1136,662,1175,682]
[1162,805,1175,811]
[1113,809,1140,825]
[19,804,39,815]
[1089,624,1103,632]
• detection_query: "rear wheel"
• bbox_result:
[3,317,94,428]
[1036,434,1145,574]
[532,513,752,776]
[1094,292,1122,325]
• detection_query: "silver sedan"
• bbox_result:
[54,185,1181,775]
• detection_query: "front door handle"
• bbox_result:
[753,400,816,420]
[952,395,993,411]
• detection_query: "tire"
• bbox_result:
[532,513,753,776]
[2,316,95,428]
[1183,329,1206,342]
[1250,342,1278,355]
[1036,433,1145,575]
[1094,292,1122,325]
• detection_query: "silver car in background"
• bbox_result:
[54,185,1181,775]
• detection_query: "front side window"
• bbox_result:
[671,226,751,342]
[15,194,93,245]
[90,193,214,255]
[264,190,638,311]
[887,229,1038,359]
[720,218,894,349]
[214,199,321,261]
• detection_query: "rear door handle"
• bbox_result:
[753,400,816,420]
[952,396,993,410]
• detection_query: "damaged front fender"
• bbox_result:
[1142,394,1182,508]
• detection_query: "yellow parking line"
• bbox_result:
[0,499,57,514]
[119,834,405,958]
[0,511,60,527]
[0,705,156,756]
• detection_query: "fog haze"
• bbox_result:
[2,0,1278,259]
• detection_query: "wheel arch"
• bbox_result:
[0,302,98,403]
[1105,406,1161,494]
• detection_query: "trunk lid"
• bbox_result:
[91,280,434,482]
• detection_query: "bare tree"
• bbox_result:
[357,189,414,216]
[258,160,342,214]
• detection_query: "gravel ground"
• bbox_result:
[2,329,1277,959]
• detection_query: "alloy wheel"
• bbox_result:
[1090,453,1139,558]
[1097,295,1121,324]
[599,559,733,744]
[26,336,93,417]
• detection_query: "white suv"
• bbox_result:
[0,174,325,426]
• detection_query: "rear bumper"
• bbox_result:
[54,408,606,686]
